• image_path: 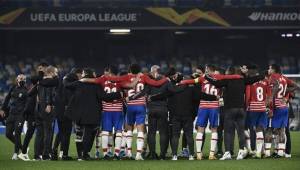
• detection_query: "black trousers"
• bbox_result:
[60,117,73,156]
[82,124,98,157]
[34,115,54,158]
[22,116,36,154]
[148,109,169,157]
[286,120,291,154]
[75,123,84,158]
[224,108,246,152]
[217,108,225,153]
[6,115,23,153]
[171,116,194,156]
[52,119,62,154]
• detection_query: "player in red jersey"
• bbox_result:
[81,64,167,160]
[266,64,299,158]
[179,64,240,160]
[120,64,168,160]
[245,69,272,158]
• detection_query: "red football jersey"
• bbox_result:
[246,79,270,112]
[199,76,220,108]
[269,73,294,108]
[116,74,167,106]
[102,81,123,112]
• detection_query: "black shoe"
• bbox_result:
[62,156,73,161]
[274,154,283,159]
[113,154,121,160]
[217,151,223,158]
[103,154,111,160]
[159,155,166,160]
[151,153,159,160]
[51,154,58,161]
[33,156,42,161]
[271,152,278,158]
[83,154,92,161]
[42,155,51,160]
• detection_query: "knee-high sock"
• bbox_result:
[101,131,109,156]
[108,134,113,153]
[115,132,122,156]
[95,131,101,152]
[143,133,147,152]
[273,135,279,153]
[196,132,204,154]
[136,132,144,157]
[121,131,126,152]
[256,132,264,154]
[210,132,218,156]
[126,131,133,157]
[244,130,252,151]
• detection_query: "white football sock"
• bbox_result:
[196,132,204,154]
[121,131,126,152]
[244,130,251,151]
[143,133,147,152]
[264,143,272,156]
[115,132,122,156]
[101,131,109,156]
[256,132,264,154]
[95,132,101,152]
[278,143,286,156]
[108,134,113,153]
[210,132,218,156]
[126,131,133,156]
[136,132,144,156]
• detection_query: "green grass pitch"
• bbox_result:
[0,132,299,170]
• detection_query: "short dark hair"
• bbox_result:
[216,67,225,75]
[71,68,82,74]
[83,68,95,78]
[166,67,177,77]
[109,65,118,75]
[247,63,258,70]
[38,62,48,67]
[206,64,216,72]
[196,65,205,73]
[129,64,141,74]
[271,64,281,74]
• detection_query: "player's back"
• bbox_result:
[248,80,269,112]
[102,80,123,112]
[126,74,146,106]
[270,73,291,108]
[199,78,220,109]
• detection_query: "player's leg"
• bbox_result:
[235,109,248,160]
[264,127,273,157]
[255,112,267,158]
[125,106,135,158]
[74,123,84,160]
[157,110,169,160]
[108,133,113,156]
[244,112,252,153]
[183,117,194,160]
[170,117,181,160]
[217,109,224,157]
[147,111,158,159]
[272,108,288,157]
[21,117,35,158]
[14,118,24,157]
[101,111,113,158]
[195,108,208,160]
[208,108,219,160]
[34,118,43,160]
[112,111,124,159]
[5,118,17,160]
[135,106,146,160]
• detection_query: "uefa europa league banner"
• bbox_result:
[0,7,299,29]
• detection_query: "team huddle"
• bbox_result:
[0,62,298,161]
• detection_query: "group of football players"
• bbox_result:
[0,62,298,161]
